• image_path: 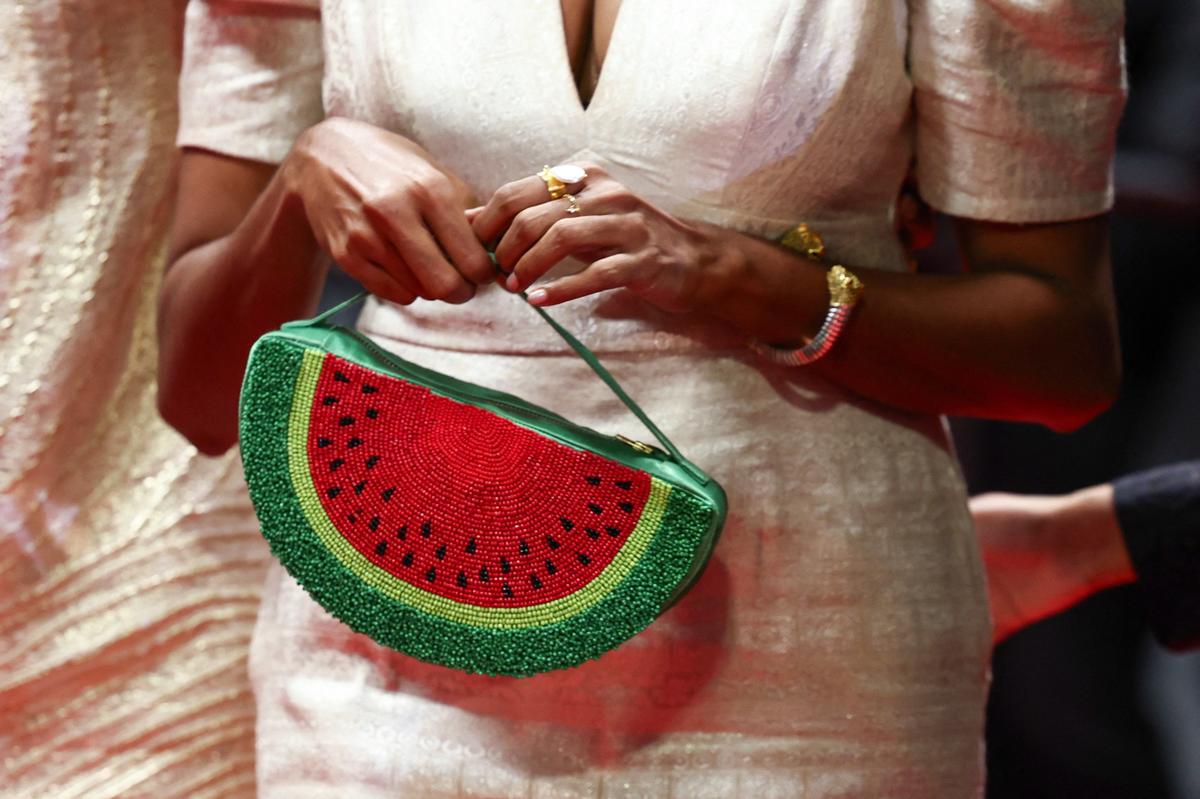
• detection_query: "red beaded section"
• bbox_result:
[305,354,653,609]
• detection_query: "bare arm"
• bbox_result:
[695,214,1120,431]
[157,152,322,455]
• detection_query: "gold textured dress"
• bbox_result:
[0,3,267,797]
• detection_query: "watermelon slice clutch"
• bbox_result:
[237,293,727,677]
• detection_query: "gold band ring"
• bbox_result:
[563,193,581,215]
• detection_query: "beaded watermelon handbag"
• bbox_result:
[237,292,727,677]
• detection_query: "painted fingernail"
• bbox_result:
[526,289,548,305]
[505,274,520,292]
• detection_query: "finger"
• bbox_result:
[493,198,574,274]
[472,174,557,246]
[525,254,634,306]
[507,214,628,292]
[423,199,496,286]
[336,252,417,305]
[465,206,484,224]
[349,234,425,298]
[366,208,475,304]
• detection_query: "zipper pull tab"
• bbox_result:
[616,434,661,457]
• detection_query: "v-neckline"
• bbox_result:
[552,0,630,115]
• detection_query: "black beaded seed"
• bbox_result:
[530,573,542,590]
[618,502,634,513]
[500,557,511,574]
[585,527,600,540]
[317,437,332,448]
[326,487,342,499]
[605,526,621,537]
[545,535,560,550]
[365,455,380,469]
[354,480,367,495]
[374,540,387,556]
[502,583,513,598]
[425,567,436,583]
[347,514,357,524]
[577,552,591,566]
[322,395,338,405]
[545,559,557,575]
[456,571,468,588]
[588,503,603,514]
[518,539,530,556]
[329,458,345,472]
[479,566,489,582]
[560,517,574,531]
[339,416,355,426]
[366,408,379,419]
[368,516,380,532]
[615,480,632,490]
[382,487,395,501]
[401,551,413,567]
[334,371,350,383]
[585,475,601,485]
[435,543,446,561]
[465,537,476,554]
[361,384,378,394]
[347,437,363,448]
[421,520,432,538]
[397,525,407,540]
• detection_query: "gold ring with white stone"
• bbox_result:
[538,164,588,200]
[563,193,581,215]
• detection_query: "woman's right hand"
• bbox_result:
[282,117,495,304]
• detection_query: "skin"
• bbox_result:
[971,485,1136,644]
[158,0,1120,455]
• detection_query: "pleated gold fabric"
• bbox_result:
[0,2,268,797]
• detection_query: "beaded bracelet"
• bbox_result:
[750,224,864,367]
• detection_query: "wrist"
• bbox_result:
[687,223,749,316]
[1055,484,1136,591]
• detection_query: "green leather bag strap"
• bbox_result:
[305,290,706,482]
[519,293,703,479]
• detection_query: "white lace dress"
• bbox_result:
[178,1,1124,796]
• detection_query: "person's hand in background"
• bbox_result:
[971,485,1136,644]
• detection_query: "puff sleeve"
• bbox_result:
[176,0,324,165]
[909,0,1127,222]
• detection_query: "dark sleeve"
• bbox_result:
[1113,460,1200,652]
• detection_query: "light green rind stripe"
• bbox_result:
[287,348,672,629]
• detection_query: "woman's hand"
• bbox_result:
[470,163,725,312]
[159,118,496,454]
[284,117,494,304]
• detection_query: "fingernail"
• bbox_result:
[526,289,548,305]
[505,274,519,292]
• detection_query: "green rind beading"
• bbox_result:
[239,337,716,677]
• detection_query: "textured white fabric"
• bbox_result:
[1,3,267,796]
[175,1,1125,796]
[910,0,1126,222]
[250,343,992,799]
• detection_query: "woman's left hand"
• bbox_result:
[470,163,725,311]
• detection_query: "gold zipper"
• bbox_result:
[615,434,656,455]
